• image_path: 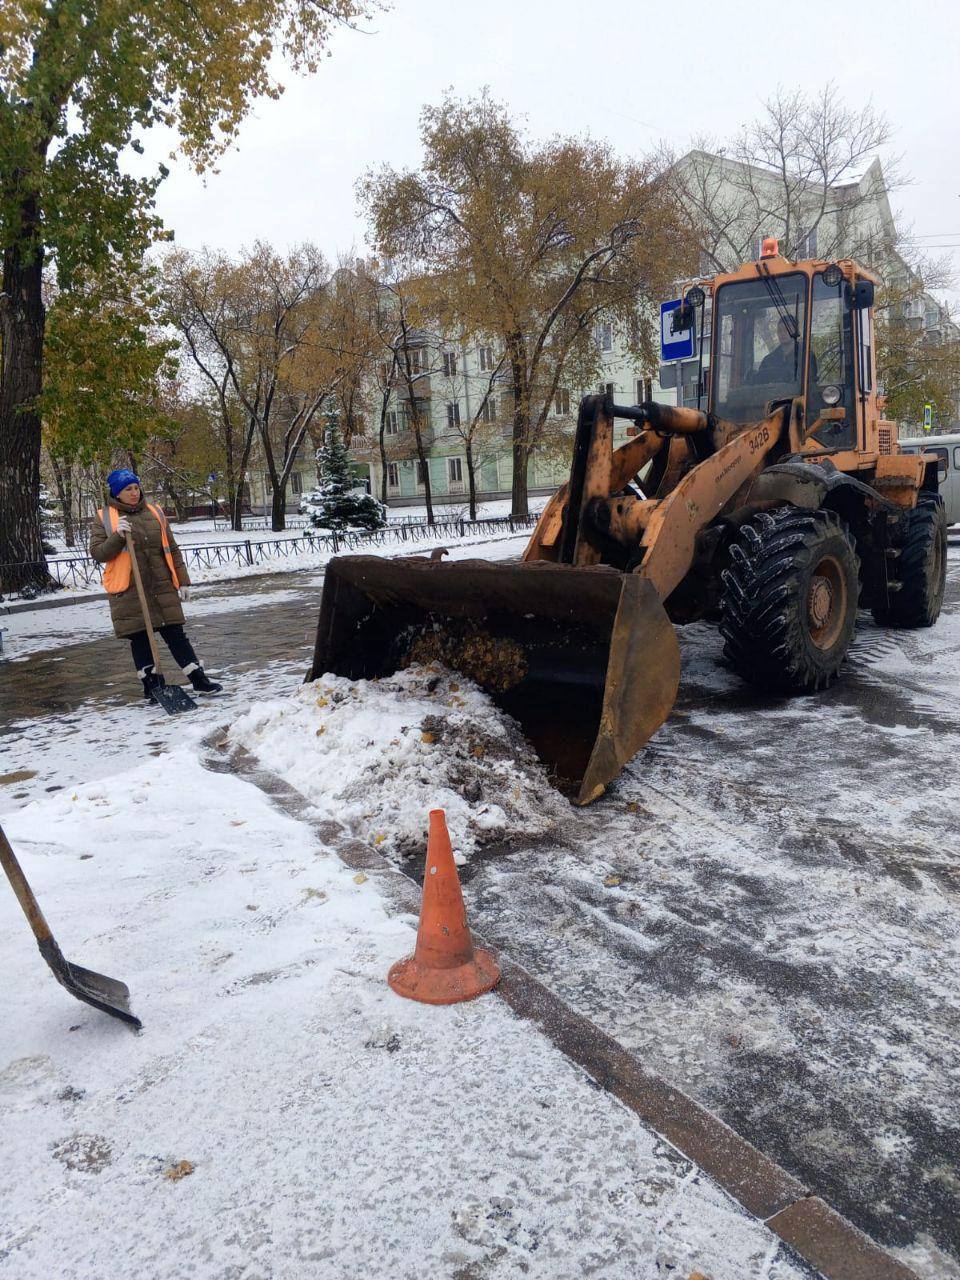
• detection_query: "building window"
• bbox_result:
[480,396,497,424]
[447,457,463,484]
[442,351,457,377]
[387,462,400,490]
[797,227,818,258]
[385,409,399,436]
[406,346,423,375]
[598,381,615,397]
[446,402,461,429]
[478,345,494,371]
[554,389,570,415]
[291,472,303,495]
[379,362,392,384]
[416,459,427,487]
[597,322,613,353]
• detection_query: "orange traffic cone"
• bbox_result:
[388,809,500,1005]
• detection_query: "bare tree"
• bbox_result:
[676,85,900,271]
[164,242,349,531]
[162,249,260,529]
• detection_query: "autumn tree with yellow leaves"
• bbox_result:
[361,92,691,517]
[0,0,373,590]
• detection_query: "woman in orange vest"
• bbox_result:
[89,469,223,699]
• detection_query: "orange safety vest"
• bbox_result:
[98,504,180,593]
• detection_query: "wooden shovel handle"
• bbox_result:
[124,529,163,675]
[0,821,53,945]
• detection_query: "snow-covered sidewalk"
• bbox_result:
[0,748,807,1279]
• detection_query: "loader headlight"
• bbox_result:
[821,384,842,406]
[686,285,706,307]
[822,264,844,288]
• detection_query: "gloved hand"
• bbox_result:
[116,515,133,534]
[179,587,191,602]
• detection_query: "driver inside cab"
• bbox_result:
[756,316,800,383]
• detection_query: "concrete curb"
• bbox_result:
[203,733,921,1280]
[0,590,101,616]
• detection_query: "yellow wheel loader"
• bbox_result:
[308,242,946,803]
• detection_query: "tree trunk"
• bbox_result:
[49,452,76,548]
[270,484,286,531]
[0,221,48,595]
[465,439,477,522]
[508,341,529,519]
[223,417,239,530]
[378,416,389,504]
[412,422,434,525]
[64,465,75,548]
[511,427,529,519]
[234,425,255,531]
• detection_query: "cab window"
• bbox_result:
[712,273,806,425]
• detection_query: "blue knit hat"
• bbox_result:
[107,468,140,498]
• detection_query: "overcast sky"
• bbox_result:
[146,0,960,305]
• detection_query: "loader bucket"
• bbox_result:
[308,555,680,805]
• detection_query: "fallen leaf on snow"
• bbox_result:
[353,872,368,885]
[230,820,246,827]
[603,875,621,888]
[164,1160,195,1181]
[420,730,437,744]
[373,834,388,846]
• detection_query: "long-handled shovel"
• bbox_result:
[125,530,196,715]
[0,822,142,1030]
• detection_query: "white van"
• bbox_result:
[898,434,960,525]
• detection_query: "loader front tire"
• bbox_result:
[721,506,860,693]
[871,493,946,629]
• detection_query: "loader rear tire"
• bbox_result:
[720,506,860,693]
[871,493,946,629]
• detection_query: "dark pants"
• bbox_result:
[129,624,199,676]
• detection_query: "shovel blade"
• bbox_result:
[38,938,142,1029]
[309,555,680,804]
[150,682,197,716]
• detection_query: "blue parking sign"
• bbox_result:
[660,299,695,362]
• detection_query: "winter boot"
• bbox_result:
[187,667,223,694]
[140,668,166,700]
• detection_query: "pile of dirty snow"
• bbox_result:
[228,665,568,862]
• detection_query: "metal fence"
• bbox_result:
[1,512,541,600]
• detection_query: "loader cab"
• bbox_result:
[705,254,877,456]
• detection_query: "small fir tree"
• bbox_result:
[309,424,386,531]
[39,485,60,555]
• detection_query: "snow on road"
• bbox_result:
[5,536,960,1275]
[0,750,809,1279]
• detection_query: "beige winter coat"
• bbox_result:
[89,497,191,639]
